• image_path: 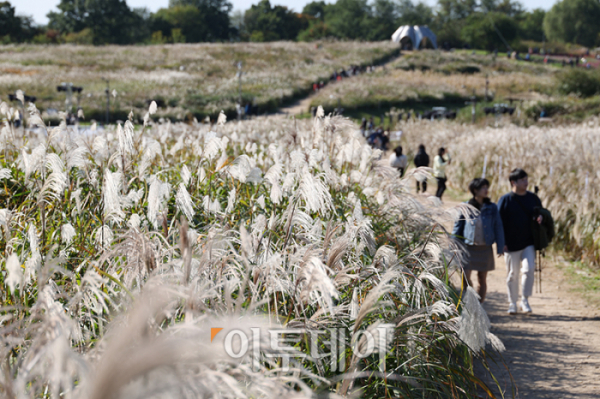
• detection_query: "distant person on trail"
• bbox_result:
[367,130,382,149]
[360,118,367,137]
[452,178,505,303]
[413,144,430,193]
[498,168,543,315]
[433,147,451,199]
[380,129,390,150]
[390,145,408,177]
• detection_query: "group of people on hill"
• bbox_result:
[362,118,391,150]
[388,144,451,199]
[388,144,553,315]
[312,65,373,93]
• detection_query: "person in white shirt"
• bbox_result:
[390,146,408,177]
[433,147,451,199]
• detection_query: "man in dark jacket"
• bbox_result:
[498,168,543,315]
[413,144,429,193]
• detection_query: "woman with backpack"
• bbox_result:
[452,178,505,303]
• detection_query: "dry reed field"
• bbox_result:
[0,42,398,120]
[401,118,600,264]
[0,101,505,398]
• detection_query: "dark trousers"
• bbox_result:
[436,177,447,199]
[416,180,427,193]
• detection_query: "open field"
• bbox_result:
[0,42,398,122]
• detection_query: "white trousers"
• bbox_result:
[504,245,536,304]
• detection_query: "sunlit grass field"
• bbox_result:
[0,41,398,122]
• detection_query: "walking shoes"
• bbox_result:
[508,303,517,315]
[520,297,532,313]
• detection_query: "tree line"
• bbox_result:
[1,0,600,49]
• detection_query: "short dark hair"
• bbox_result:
[418,144,425,151]
[394,146,403,156]
[469,178,490,196]
[438,147,445,157]
[509,168,528,183]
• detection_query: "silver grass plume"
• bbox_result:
[5,253,22,292]
[0,168,11,180]
[175,183,194,221]
[296,169,333,214]
[181,164,191,186]
[39,153,68,203]
[298,256,338,313]
[147,176,170,229]
[457,287,504,352]
[102,169,125,224]
[225,187,236,214]
[94,225,113,249]
[117,122,134,155]
[61,223,76,246]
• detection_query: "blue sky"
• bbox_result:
[13,0,554,25]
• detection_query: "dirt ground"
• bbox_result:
[279,95,314,116]
[477,253,600,399]
[441,200,600,398]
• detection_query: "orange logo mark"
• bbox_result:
[211,327,223,342]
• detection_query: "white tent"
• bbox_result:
[391,25,437,50]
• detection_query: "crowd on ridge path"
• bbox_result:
[389,145,555,315]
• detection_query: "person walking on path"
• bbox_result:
[433,147,451,199]
[452,178,505,303]
[413,144,429,193]
[389,146,408,177]
[498,168,543,315]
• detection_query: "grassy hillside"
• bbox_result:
[0,41,398,122]
[309,50,600,124]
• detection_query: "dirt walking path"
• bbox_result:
[442,200,600,398]
[479,255,600,398]
[278,56,401,116]
[279,95,314,116]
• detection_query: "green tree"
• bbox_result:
[437,0,478,21]
[543,0,600,47]
[397,0,434,26]
[47,0,145,44]
[297,20,330,41]
[519,8,545,42]
[84,0,144,44]
[151,5,202,42]
[324,0,373,40]
[461,11,518,50]
[297,1,331,41]
[243,0,308,41]
[302,1,327,19]
[168,0,232,40]
[370,0,398,40]
[0,1,38,42]
[495,0,524,17]
[46,0,88,34]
